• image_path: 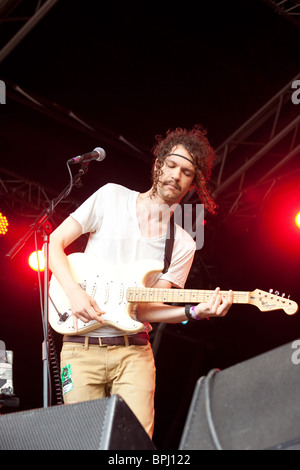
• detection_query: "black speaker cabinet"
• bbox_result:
[0,394,156,450]
[179,341,300,450]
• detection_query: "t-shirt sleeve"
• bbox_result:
[70,184,109,234]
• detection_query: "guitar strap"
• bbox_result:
[162,213,175,274]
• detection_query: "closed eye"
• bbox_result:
[183,169,194,177]
[165,159,194,178]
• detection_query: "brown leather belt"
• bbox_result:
[63,332,149,346]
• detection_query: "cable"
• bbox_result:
[204,368,223,450]
[48,327,63,405]
[64,161,74,198]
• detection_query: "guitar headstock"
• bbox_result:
[249,289,298,315]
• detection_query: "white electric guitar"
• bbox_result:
[48,253,298,336]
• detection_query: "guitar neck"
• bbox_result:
[126,288,249,304]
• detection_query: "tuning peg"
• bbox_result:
[269,289,273,294]
[275,290,280,296]
[282,293,286,298]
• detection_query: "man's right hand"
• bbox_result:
[67,285,105,333]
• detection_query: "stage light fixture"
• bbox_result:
[28,250,45,272]
[295,211,300,229]
[0,212,9,235]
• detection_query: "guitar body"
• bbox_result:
[49,253,164,335]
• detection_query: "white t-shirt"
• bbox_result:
[70,183,196,336]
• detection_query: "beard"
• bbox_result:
[155,179,182,203]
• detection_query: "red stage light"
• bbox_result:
[261,180,300,256]
[0,212,9,235]
[295,211,300,229]
[28,250,45,271]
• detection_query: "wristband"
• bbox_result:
[184,305,201,321]
[184,305,193,321]
[190,306,201,321]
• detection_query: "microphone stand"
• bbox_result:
[6,163,90,408]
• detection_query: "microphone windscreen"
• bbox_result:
[94,147,106,161]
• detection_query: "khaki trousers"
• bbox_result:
[60,339,156,438]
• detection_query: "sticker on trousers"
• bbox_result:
[61,364,74,394]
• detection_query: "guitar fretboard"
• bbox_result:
[126,288,249,304]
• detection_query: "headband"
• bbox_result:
[165,153,196,167]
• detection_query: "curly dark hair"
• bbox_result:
[151,125,217,214]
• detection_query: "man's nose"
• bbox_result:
[171,167,181,180]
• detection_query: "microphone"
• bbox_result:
[67,147,106,164]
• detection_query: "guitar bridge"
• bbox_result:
[79,281,87,291]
